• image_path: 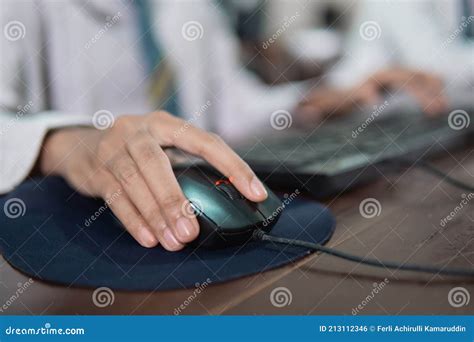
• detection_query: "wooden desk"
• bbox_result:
[1,148,473,315]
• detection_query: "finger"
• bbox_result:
[317,90,355,117]
[405,84,445,116]
[149,112,268,203]
[420,77,448,114]
[416,73,443,92]
[294,104,324,124]
[400,72,447,114]
[98,177,159,248]
[106,151,184,250]
[355,83,382,107]
[126,131,199,244]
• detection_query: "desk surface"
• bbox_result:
[1,148,473,315]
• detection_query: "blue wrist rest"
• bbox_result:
[0,177,336,291]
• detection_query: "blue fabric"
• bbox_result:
[134,0,179,115]
[0,177,336,291]
[462,0,474,39]
[135,0,161,73]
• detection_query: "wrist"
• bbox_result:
[39,127,91,176]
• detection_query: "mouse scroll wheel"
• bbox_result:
[215,180,244,200]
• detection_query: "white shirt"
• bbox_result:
[328,0,474,89]
[0,0,302,194]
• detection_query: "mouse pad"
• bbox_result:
[0,177,336,291]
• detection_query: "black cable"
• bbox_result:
[399,159,474,192]
[253,229,474,277]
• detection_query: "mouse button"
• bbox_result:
[176,168,216,186]
[215,181,244,200]
[254,186,283,219]
[182,184,254,230]
[177,175,213,197]
[217,199,263,231]
[174,169,260,230]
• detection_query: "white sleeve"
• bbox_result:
[0,113,93,194]
[204,7,305,142]
[156,0,304,143]
[327,1,393,88]
[0,1,92,194]
[371,0,474,85]
[329,0,474,88]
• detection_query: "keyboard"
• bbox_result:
[237,110,470,176]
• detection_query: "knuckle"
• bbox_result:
[139,199,158,216]
[208,132,224,146]
[103,187,122,203]
[101,179,122,200]
[113,115,135,132]
[150,215,168,232]
[121,218,152,243]
[116,162,140,186]
[209,132,223,141]
[213,133,228,148]
[234,161,253,177]
[155,149,170,165]
[131,138,160,163]
[195,142,208,157]
[96,137,113,159]
[197,133,221,156]
[122,218,141,236]
[166,128,182,146]
[143,206,162,226]
[150,110,171,121]
[139,144,158,164]
[104,199,142,235]
[145,148,171,165]
[160,195,184,216]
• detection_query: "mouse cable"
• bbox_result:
[396,158,474,192]
[252,230,474,277]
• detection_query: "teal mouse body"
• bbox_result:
[175,167,282,248]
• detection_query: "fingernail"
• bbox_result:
[139,228,158,248]
[250,176,267,199]
[176,217,197,242]
[163,228,183,250]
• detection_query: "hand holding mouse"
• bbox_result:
[39,111,268,251]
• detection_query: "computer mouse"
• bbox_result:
[174,166,283,249]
